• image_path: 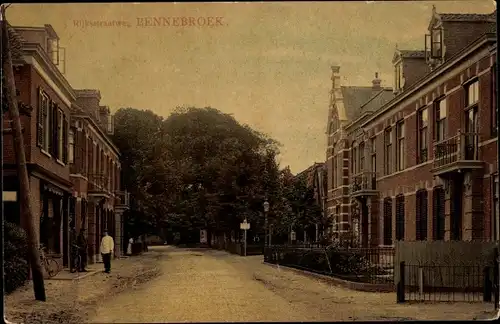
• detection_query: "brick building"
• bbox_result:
[326,7,497,246]
[3,24,129,271]
[70,89,129,261]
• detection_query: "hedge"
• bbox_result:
[4,222,29,294]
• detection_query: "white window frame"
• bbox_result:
[467,80,479,106]
[396,122,405,171]
[57,109,64,161]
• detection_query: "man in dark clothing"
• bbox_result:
[77,229,88,272]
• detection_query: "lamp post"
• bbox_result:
[263,200,269,247]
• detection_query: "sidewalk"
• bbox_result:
[4,252,162,324]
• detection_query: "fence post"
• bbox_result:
[484,266,492,302]
[397,261,405,303]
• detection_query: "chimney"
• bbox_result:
[75,89,101,119]
[372,72,381,90]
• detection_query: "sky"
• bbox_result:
[7,1,496,174]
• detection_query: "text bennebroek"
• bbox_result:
[136,16,225,27]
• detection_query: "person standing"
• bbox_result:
[127,237,133,255]
[100,231,114,273]
[77,229,88,272]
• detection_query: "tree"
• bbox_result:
[273,171,331,243]
[113,106,283,245]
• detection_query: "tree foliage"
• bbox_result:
[113,106,328,244]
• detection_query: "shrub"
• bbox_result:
[4,222,29,294]
[274,247,380,278]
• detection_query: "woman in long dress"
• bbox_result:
[127,237,133,255]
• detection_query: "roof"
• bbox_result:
[341,86,390,121]
[439,12,496,22]
[359,89,395,113]
[399,50,425,58]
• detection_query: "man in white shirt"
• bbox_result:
[100,231,114,273]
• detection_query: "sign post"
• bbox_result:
[240,219,250,256]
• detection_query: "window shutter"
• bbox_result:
[62,116,68,164]
[421,190,428,240]
[383,198,393,245]
[37,88,44,147]
[433,187,445,240]
[53,107,59,158]
[416,191,422,240]
[396,195,405,241]
[416,190,428,240]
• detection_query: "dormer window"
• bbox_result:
[394,63,404,92]
[107,114,114,135]
[47,38,59,65]
[431,27,443,58]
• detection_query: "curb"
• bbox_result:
[49,270,100,281]
[263,262,395,293]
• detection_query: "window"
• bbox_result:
[434,98,447,142]
[432,186,445,240]
[493,175,499,241]
[417,108,428,163]
[359,142,365,172]
[337,155,342,187]
[396,122,405,171]
[492,64,497,136]
[68,128,75,164]
[383,198,393,245]
[395,194,405,241]
[465,106,479,160]
[331,155,336,189]
[384,128,392,175]
[466,80,479,107]
[57,109,64,161]
[48,102,57,156]
[431,27,443,58]
[370,137,376,174]
[416,189,428,241]
[352,143,357,174]
[37,89,50,150]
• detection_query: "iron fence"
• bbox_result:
[264,245,395,285]
[397,262,499,303]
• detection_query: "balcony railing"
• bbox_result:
[433,132,481,170]
[115,190,130,207]
[88,173,110,193]
[350,171,377,196]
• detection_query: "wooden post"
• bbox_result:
[397,261,405,303]
[484,266,492,302]
[1,7,46,301]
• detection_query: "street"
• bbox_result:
[89,246,492,322]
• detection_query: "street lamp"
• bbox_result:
[263,200,270,247]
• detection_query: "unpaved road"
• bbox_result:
[89,246,493,323]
